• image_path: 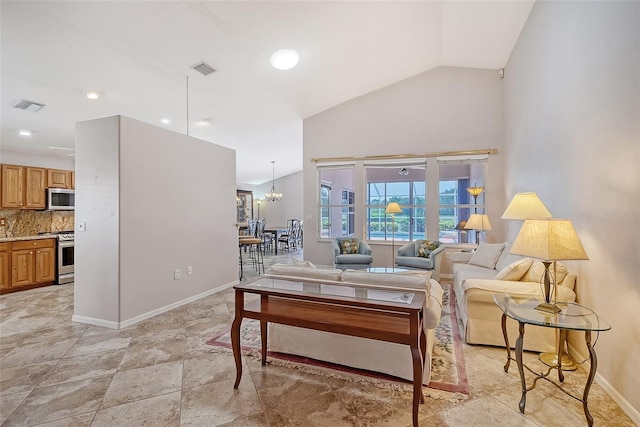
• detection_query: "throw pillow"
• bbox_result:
[468,242,505,269]
[522,261,569,285]
[494,258,534,281]
[417,240,440,258]
[339,239,359,254]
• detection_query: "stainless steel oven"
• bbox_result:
[57,233,74,284]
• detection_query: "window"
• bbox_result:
[365,164,426,241]
[318,166,355,238]
[438,159,487,243]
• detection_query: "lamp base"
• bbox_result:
[535,302,562,313]
[539,352,578,371]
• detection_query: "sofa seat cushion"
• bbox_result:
[461,279,577,303]
[335,254,373,264]
[396,256,433,269]
[453,262,497,278]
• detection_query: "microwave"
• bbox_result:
[47,188,75,210]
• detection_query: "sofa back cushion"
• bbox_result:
[468,242,505,269]
[495,242,524,271]
[266,264,343,282]
[340,270,431,292]
[494,258,534,281]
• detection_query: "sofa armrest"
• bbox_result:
[331,239,341,257]
[397,241,415,257]
[424,280,444,330]
[359,240,372,256]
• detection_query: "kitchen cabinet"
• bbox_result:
[47,169,73,189]
[1,164,47,209]
[10,239,55,290]
[0,242,9,291]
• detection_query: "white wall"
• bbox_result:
[254,171,303,227]
[503,1,640,418]
[303,67,505,266]
[74,116,120,325]
[0,150,75,170]
[74,116,237,327]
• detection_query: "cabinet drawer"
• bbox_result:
[12,239,55,250]
[0,242,9,251]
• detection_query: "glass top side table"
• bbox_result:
[493,294,611,427]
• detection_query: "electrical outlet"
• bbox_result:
[0,218,6,227]
[174,269,181,280]
[187,266,193,276]
[78,221,87,232]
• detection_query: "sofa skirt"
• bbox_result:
[268,324,436,385]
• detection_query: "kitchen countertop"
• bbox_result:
[0,235,59,243]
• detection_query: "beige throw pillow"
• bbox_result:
[494,258,534,281]
[293,258,316,268]
[522,261,569,285]
[468,243,505,269]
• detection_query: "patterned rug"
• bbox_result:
[205,283,468,399]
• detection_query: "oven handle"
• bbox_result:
[59,240,74,248]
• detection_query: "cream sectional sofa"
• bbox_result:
[452,242,577,352]
[263,263,443,385]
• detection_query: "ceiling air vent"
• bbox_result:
[192,62,216,76]
[14,99,45,112]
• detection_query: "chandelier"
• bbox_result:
[265,160,283,202]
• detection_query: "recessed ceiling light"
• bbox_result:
[84,91,101,100]
[160,118,171,125]
[18,130,32,136]
[270,49,299,70]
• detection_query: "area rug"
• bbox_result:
[204,283,468,401]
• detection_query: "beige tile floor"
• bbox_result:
[0,250,634,426]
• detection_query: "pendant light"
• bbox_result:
[265,161,283,202]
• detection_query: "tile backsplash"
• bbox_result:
[0,209,74,238]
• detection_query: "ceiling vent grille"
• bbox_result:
[14,99,45,112]
[192,62,216,76]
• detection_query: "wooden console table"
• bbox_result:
[232,278,427,426]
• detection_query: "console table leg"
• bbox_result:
[583,331,596,426]
[501,313,511,372]
[411,345,422,427]
[260,320,268,366]
[516,321,527,413]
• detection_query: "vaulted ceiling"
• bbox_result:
[1,1,533,184]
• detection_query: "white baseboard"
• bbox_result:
[595,373,640,425]
[568,344,640,424]
[72,279,239,330]
[71,315,120,329]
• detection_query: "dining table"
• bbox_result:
[264,226,289,255]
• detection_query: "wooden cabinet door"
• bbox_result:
[1,165,25,208]
[34,246,55,283]
[71,171,75,189]
[0,244,10,291]
[11,249,34,287]
[25,167,47,209]
[47,169,71,189]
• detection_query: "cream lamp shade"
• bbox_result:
[502,192,553,220]
[385,202,402,214]
[464,214,492,231]
[510,219,589,261]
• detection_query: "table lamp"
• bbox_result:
[385,202,403,267]
[455,220,468,243]
[502,192,553,219]
[510,219,588,313]
[464,214,492,244]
